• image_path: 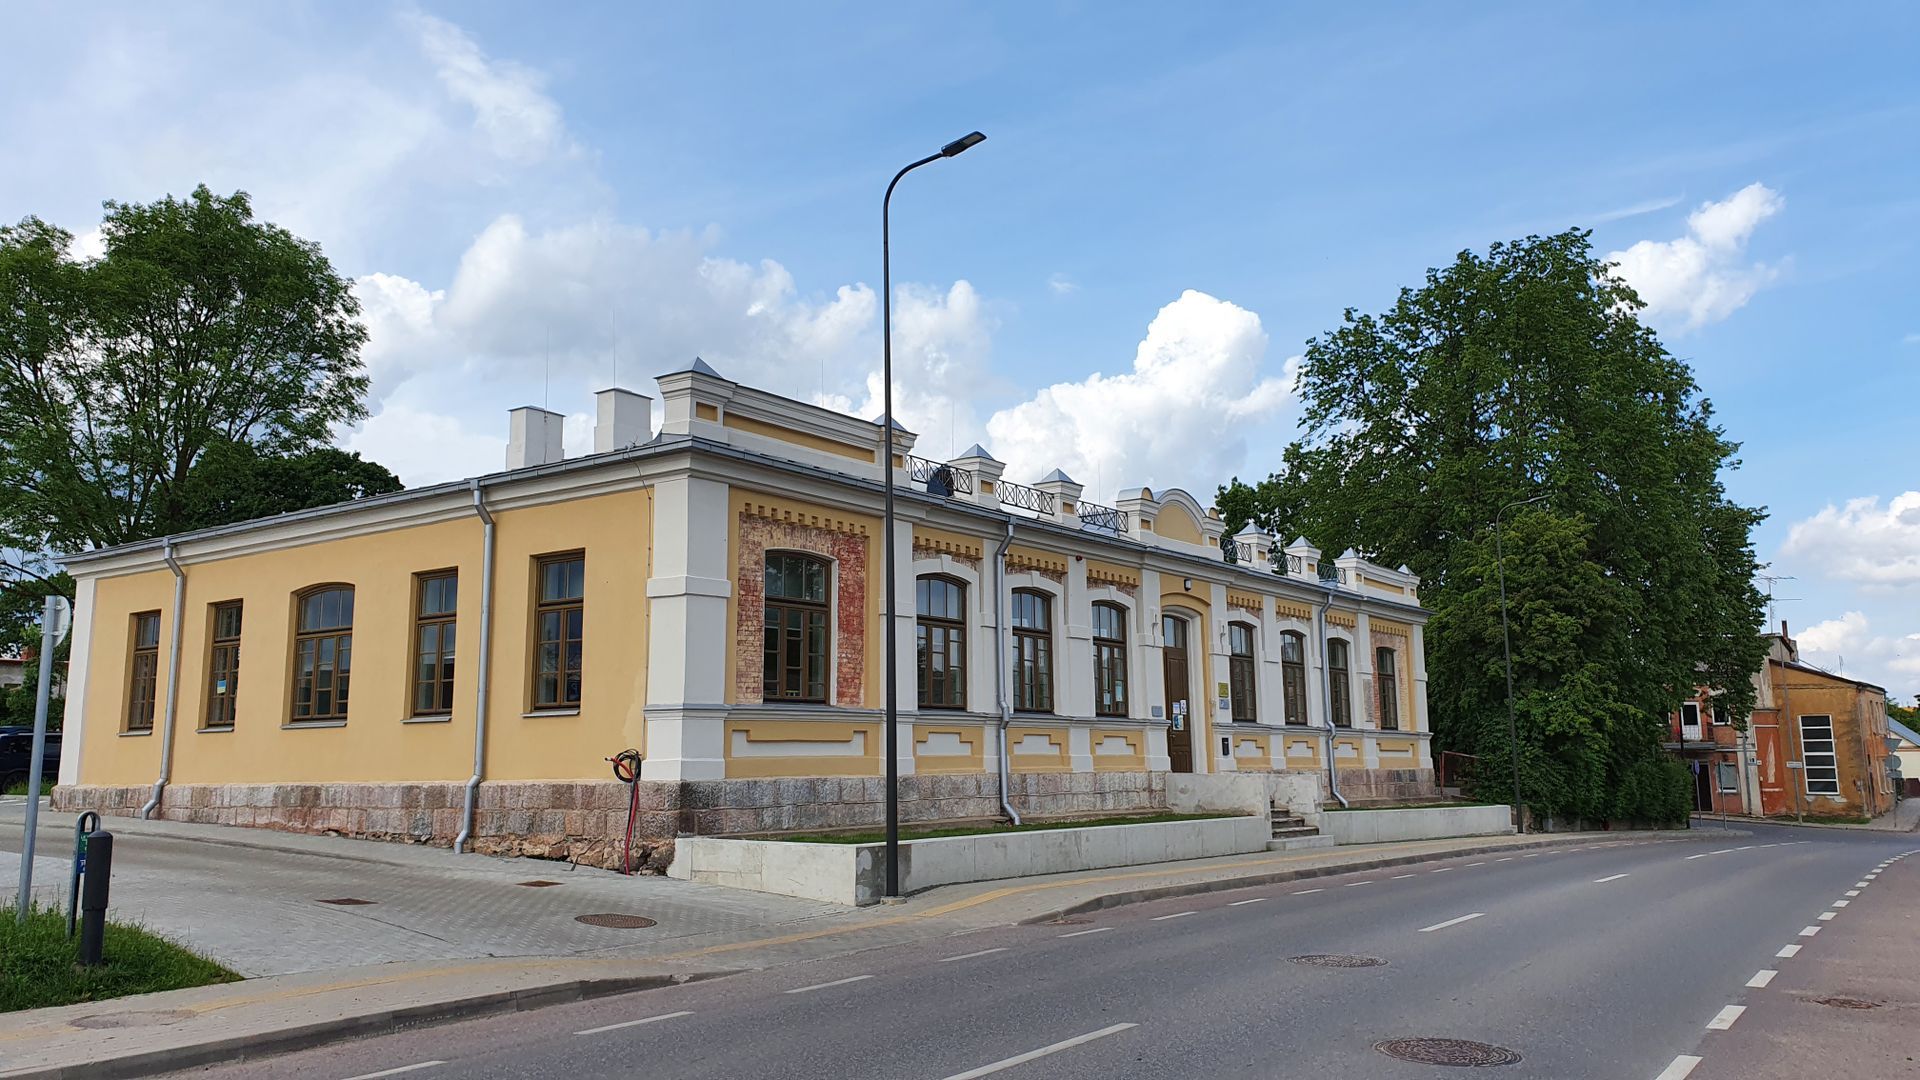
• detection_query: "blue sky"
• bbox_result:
[3,2,1916,697]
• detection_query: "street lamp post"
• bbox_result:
[1495,494,1547,831]
[882,131,986,899]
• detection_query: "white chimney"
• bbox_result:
[594,387,653,453]
[506,406,565,469]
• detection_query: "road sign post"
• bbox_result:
[14,594,70,924]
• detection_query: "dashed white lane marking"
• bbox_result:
[1846,889,1860,897]
[1343,880,1374,888]
[1799,926,1822,937]
[1059,927,1113,939]
[1417,912,1485,933]
[1832,900,1850,908]
[1709,848,1737,855]
[1746,970,1777,989]
[1654,1054,1703,1080]
[1706,1004,1745,1030]
[939,948,1009,963]
[1495,857,1514,862]
[1817,912,1836,921]
[1293,888,1326,894]
[786,975,874,994]
[1777,944,1801,958]
[1466,862,1488,867]
[938,1022,1138,1080]
[1430,868,1453,874]
[1228,897,1268,907]
[1522,853,1539,858]
[1152,911,1196,921]
[1856,881,1871,888]
[1735,845,1755,851]
[1392,874,1415,879]
[1593,873,1630,883]
[1684,852,1715,860]
[575,1011,693,1036]
[340,1064,448,1080]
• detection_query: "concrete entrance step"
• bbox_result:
[1271,824,1321,839]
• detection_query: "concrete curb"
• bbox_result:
[1021,831,1709,923]
[1,971,733,1080]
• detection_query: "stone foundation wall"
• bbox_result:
[1331,767,1439,805]
[52,770,1167,872]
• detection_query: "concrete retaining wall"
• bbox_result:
[1166,771,1324,824]
[670,814,1271,905]
[1320,803,1514,845]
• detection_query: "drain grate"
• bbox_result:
[1813,996,1879,1009]
[518,880,563,888]
[575,913,657,929]
[1291,954,1387,969]
[1376,1038,1522,1067]
[316,897,376,906]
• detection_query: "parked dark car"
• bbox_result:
[0,726,60,793]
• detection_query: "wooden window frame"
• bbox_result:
[204,601,243,729]
[1092,601,1129,718]
[532,553,585,710]
[126,610,162,732]
[1280,630,1308,726]
[915,575,967,711]
[1328,638,1352,728]
[763,551,831,704]
[1229,623,1258,723]
[411,570,459,717]
[1376,645,1400,731]
[290,585,354,724]
[1011,588,1053,714]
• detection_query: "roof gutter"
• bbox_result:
[454,478,496,854]
[992,518,1022,825]
[1314,579,1348,809]
[140,542,187,819]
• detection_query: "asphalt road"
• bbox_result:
[180,822,1910,1080]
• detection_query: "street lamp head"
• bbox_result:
[941,131,987,157]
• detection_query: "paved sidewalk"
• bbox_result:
[0,825,1703,1079]
[1690,797,1920,834]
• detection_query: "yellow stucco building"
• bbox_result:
[55,360,1435,865]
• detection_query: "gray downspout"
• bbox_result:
[140,542,187,819]
[1315,583,1348,809]
[455,479,497,853]
[992,519,1021,824]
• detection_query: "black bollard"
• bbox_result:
[78,830,113,967]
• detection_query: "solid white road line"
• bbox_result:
[1776,944,1801,958]
[1152,911,1196,921]
[939,948,1009,963]
[1746,970,1777,989]
[1654,1054,1703,1080]
[1059,927,1113,938]
[1706,1005,1745,1031]
[1229,897,1268,906]
[1293,888,1326,894]
[785,975,874,994]
[1417,912,1485,933]
[575,1011,693,1036]
[938,1023,1139,1080]
[1817,911,1836,921]
[1593,873,1630,883]
[340,1064,448,1080]
[1799,926,1822,937]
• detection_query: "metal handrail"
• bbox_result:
[905,454,974,494]
[994,478,1056,515]
[1223,539,1254,564]
[1077,501,1128,532]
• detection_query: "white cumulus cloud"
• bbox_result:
[1796,611,1920,684]
[403,9,572,165]
[1607,182,1785,330]
[1781,491,1920,587]
[983,290,1295,502]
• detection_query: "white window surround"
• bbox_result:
[912,553,989,713]
[1799,714,1839,796]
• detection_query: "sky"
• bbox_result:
[3,2,1916,699]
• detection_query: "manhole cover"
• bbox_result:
[1376,1038,1522,1067]
[574,913,657,929]
[1813,996,1879,1009]
[518,880,563,888]
[316,897,375,906]
[71,1009,195,1029]
[1291,954,1388,969]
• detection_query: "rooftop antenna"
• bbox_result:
[1756,572,1799,628]
[543,323,552,410]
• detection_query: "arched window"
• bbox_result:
[1092,602,1128,717]
[1376,646,1400,730]
[1011,589,1053,713]
[764,552,830,702]
[1281,630,1307,725]
[916,575,966,710]
[1229,623,1258,722]
[1328,638,1351,728]
[292,586,354,723]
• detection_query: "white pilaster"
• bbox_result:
[1061,556,1094,719]
[1410,621,1431,736]
[56,575,97,787]
[1067,725,1093,772]
[642,475,732,781]
[888,514,918,777]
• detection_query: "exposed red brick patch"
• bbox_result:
[735,511,870,707]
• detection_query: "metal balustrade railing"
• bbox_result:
[993,478,1056,515]
[905,454,974,495]
[1077,501,1128,533]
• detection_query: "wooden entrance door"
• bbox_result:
[1163,614,1193,772]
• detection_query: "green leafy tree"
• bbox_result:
[1221,230,1767,824]
[0,185,371,568]
[175,440,401,530]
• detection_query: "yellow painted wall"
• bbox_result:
[1156,503,1205,545]
[77,489,651,787]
